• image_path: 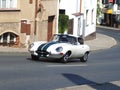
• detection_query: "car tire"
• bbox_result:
[80,53,88,62]
[62,52,69,63]
[31,54,39,60]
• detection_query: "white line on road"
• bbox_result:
[47,64,87,67]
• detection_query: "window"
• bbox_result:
[2,0,6,8]
[59,9,65,14]
[0,32,17,44]
[0,0,17,8]
[29,0,33,4]
[86,10,89,26]
[91,9,94,24]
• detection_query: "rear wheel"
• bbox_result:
[31,54,39,60]
[80,53,88,62]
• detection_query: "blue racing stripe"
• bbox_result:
[42,41,57,51]
[38,43,46,51]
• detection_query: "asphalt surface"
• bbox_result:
[56,26,120,90]
[0,26,120,90]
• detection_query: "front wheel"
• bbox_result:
[80,53,88,62]
[31,54,39,60]
[62,53,69,63]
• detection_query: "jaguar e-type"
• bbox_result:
[28,34,90,63]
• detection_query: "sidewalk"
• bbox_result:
[0,32,117,53]
[56,80,120,90]
[85,33,117,51]
[0,46,28,53]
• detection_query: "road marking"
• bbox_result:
[47,64,87,67]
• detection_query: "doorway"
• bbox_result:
[68,19,74,34]
[47,16,55,41]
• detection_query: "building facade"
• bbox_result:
[59,0,97,40]
[0,0,58,47]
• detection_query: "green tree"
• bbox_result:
[97,0,102,18]
[58,14,69,33]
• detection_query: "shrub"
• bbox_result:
[58,14,69,33]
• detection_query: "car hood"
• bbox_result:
[37,41,71,51]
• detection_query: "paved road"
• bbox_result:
[0,28,120,90]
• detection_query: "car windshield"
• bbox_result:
[51,34,77,45]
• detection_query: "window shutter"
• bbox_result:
[21,20,27,33]
[26,24,31,35]
[29,0,33,4]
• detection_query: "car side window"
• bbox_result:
[78,37,84,44]
[60,37,68,42]
[67,37,77,45]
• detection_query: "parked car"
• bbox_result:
[28,34,90,63]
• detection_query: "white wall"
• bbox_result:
[83,0,97,36]
[59,0,97,37]
[59,0,79,19]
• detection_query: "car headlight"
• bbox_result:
[56,47,63,52]
[29,43,34,49]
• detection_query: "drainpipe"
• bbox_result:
[34,0,38,41]
[80,0,85,39]
[56,0,59,34]
[80,0,82,13]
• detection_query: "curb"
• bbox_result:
[96,25,120,31]
[0,52,29,56]
[85,33,117,51]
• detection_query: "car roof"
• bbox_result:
[54,34,79,38]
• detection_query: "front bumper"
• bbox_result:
[28,50,38,56]
[47,54,64,58]
[36,50,64,59]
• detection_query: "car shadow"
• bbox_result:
[62,73,120,90]
[27,57,83,64]
[26,57,62,64]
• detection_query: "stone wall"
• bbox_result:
[0,22,20,35]
[0,0,58,47]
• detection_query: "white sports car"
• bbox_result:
[28,34,90,63]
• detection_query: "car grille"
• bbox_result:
[36,50,49,57]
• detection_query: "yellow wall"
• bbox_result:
[0,0,58,47]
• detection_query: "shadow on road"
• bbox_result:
[27,57,83,64]
[62,73,120,90]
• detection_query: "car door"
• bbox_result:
[70,44,85,58]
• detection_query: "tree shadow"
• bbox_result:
[62,73,120,90]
